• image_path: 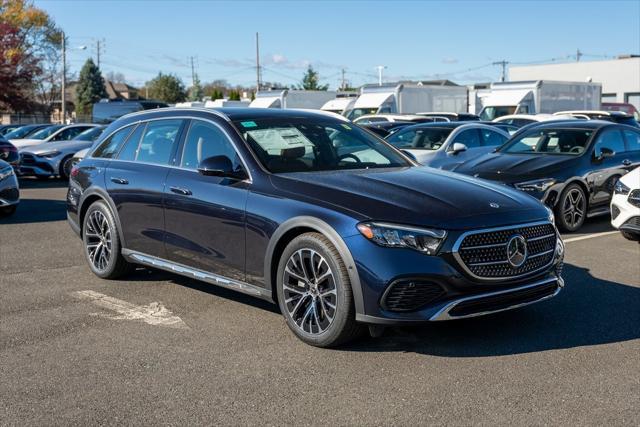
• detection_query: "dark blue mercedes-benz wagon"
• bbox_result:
[67,107,564,347]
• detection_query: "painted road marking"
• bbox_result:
[563,231,620,244]
[73,290,188,329]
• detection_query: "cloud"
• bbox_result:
[442,57,458,64]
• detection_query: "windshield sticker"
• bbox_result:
[341,124,352,130]
[246,127,312,154]
[240,121,258,128]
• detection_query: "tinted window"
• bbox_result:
[481,129,508,147]
[4,125,43,139]
[501,128,593,155]
[92,125,135,158]
[29,125,65,140]
[136,120,182,165]
[92,103,143,124]
[75,126,105,141]
[452,129,481,148]
[50,126,90,142]
[387,127,453,150]
[181,121,238,170]
[594,129,626,155]
[233,118,409,173]
[117,124,146,161]
[623,130,640,151]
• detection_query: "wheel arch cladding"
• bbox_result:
[265,216,365,315]
[79,188,126,246]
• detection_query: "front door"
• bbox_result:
[163,119,249,282]
[587,128,630,207]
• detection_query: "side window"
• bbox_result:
[594,129,626,156]
[623,130,640,151]
[136,120,183,165]
[117,123,146,161]
[92,125,135,159]
[481,129,508,147]
[181,120,239,169]
[452,129,481,149]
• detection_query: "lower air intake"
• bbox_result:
[381,281,446,312]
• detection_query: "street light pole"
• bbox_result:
[376,65,386,86]
[61,32,66,124]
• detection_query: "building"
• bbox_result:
[509,55,640,111]
[104,80,140,100]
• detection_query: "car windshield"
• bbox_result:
[480,106,516,121]
[28,125,65,140]
[386,127,454,150]
[500,128,594,155]
[233,117,410,173]
[4,125,42,139]
[347,108,378,121]
[75,126,105,141]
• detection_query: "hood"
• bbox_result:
[24,139,93,155]
[451,152,578,182]
[10,138,43,149]
[270,167,549,230]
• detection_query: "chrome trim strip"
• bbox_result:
[429,276,563,321]
[452,220,557,282]
[122,249,272,300]
[528,233,556,242]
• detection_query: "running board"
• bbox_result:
[586,207,610,218]
[122,249,273,301]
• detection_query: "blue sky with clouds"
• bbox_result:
[36,0,640,88]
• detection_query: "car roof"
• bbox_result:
[397,121,469,131]
[520,119,617,130]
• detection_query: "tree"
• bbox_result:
[106,71,126,83]
[145,72,186,103]
[228,90,241,101]
[75,58,106,116]
[0,22,39,111]
[297,65,328,91]
[188,74,203,101]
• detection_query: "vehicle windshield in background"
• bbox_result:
[233,118,410,173]
[28,125,65,140]
[386,127,454,150]
[500,128,593,155]
[5,125,43,139]
[480,106,517,121]
[75,126,105,141]
[347,108,378,121]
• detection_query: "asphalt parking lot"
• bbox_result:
[1,179,639,425]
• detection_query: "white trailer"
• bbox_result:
[320,92,358,115]
[345,83,468,120]
[250,90,337,109]
[204,99,250,108]
[479,80,602,121]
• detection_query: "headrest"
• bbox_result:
[280,146,305,159]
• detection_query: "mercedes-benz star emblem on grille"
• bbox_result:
[489,202,500,209]
[506,235,528,268]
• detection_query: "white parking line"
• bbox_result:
[563,231,619,243]
[73,290,189,329]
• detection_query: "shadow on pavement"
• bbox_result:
[0,198,68,224]
[18,177,69,189]
[343,263,640,355]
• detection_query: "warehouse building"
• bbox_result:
[509,55,640,111]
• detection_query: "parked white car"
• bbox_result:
[353,114,431,124]
[611,167,640,241]
[10,124,98,150]
[493,114,578,127]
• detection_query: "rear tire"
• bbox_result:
[555,183,587,232]
[276,232,363,347]
[82,200,133,279]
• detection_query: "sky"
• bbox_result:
[35,0,640,89]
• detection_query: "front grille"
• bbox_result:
[381,280,446,312]
[629,190,640,208]
[448,281,559,317]
[611,204,620,220]
[455,223,557,280]
[21,153,35,165]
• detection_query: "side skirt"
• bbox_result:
[122,249,274,302]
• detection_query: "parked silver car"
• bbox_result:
[0,158,19,216]
[19,126,106,179]
[385,122,509,169]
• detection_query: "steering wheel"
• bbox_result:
[569,146,584,154]
[338,153,362,163]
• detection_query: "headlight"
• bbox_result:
[614,180,630,195]
[515,178,556,192]
[36,150,61,158]
[0,166,14,181]
[357,222,446,255]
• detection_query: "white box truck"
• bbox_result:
[250,89,337,109]
[320,92,358,115]
[479,80,602,121]
[345,83,468,120]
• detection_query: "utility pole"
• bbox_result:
[61,32,66,124]
[576,48,582,62]
[95,39,105,68]
[255,32,261,94]
[493,60,509,82]
[376,65,386,86]
[341,68,346,90]
[190,56,196,87]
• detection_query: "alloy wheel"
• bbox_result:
[282,249,337,335]
[85,210,112,272]
[562,188,585,229]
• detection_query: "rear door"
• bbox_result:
[104,119,185,257]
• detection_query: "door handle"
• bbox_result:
[110,177,129,185]
[622,159,632,166]
[170,186,192,196]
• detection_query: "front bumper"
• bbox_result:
[19,154,60,177]
[0,174,20,206]
[345,224,564,325]
[611,193,640,231]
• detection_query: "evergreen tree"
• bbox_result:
[298,65,328,91]
[189,74,203,101]
[75,58,107,116]
[228,90,241,101]
[146,72,187,103]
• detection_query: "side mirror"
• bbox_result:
[450,142,468,154]
[197,155,247,180]
[595,146,615,161]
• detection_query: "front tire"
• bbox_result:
[276,233,362,347]
[59,155,74,180]
[621,230,640,242]
[555,183,587,232]
[0,204,17,217]
[82,200,132,279]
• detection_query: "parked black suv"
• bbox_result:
[68,108,564,347]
